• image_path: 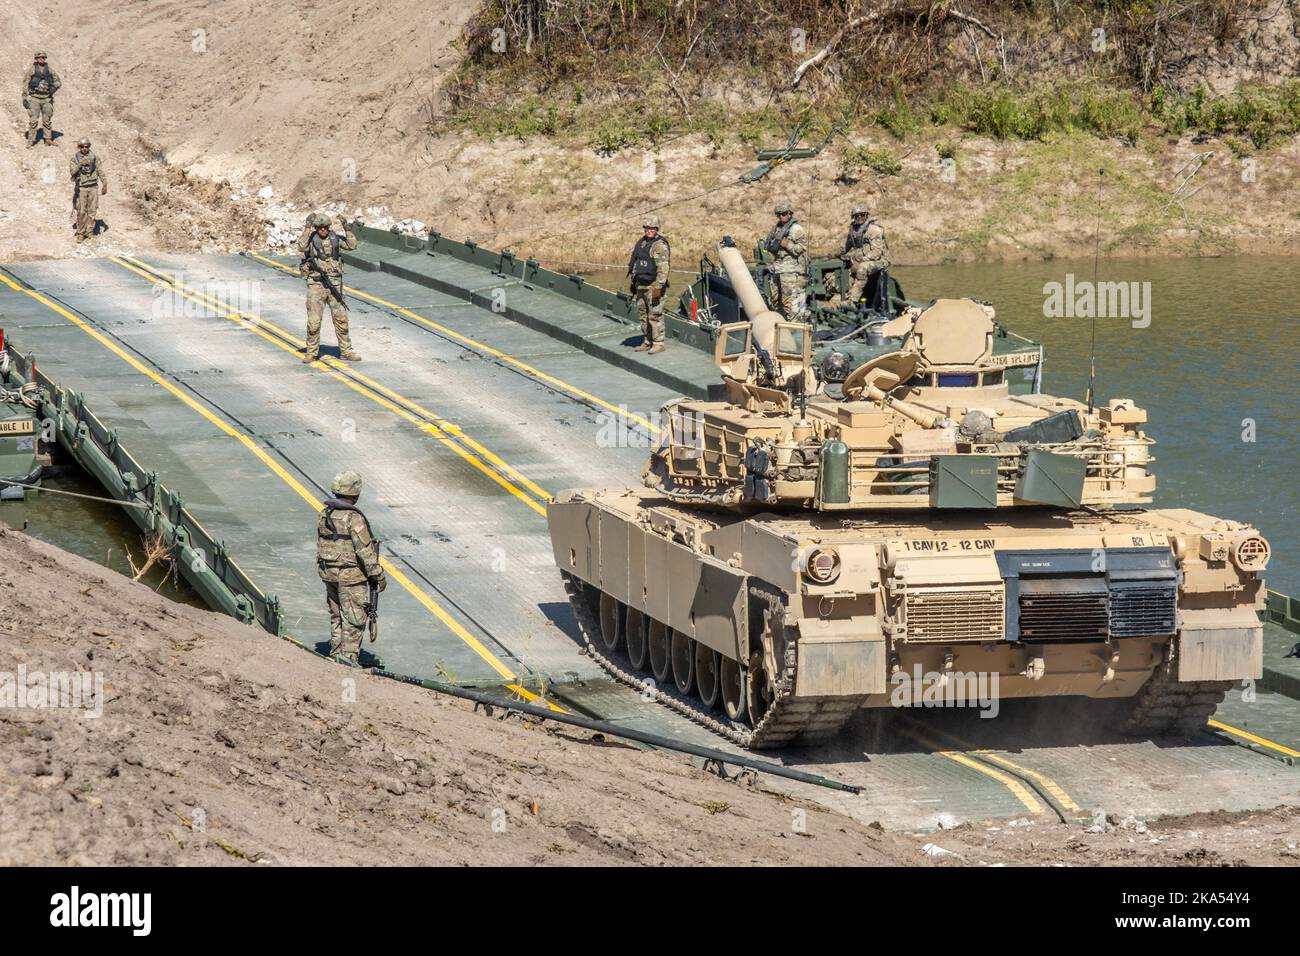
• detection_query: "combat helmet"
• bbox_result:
[331,471,362,497]
[642,215,660,229]
[312,213,332,228]
[852,203,869,216]
[774,199,794,215]
[76,137,90,147]
[820,350,852,383]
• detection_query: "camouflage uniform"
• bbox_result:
[298,216,360,360]
[628,218,671,353]
[21,55,60,146]
[763,203,808,318]
[68,142,106,241]
[843,207,890,305]
[316,486,386,662]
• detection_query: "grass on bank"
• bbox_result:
[445,79,1300,157]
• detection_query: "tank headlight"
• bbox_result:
[1232,535,1270,572]
[802,546,842,584]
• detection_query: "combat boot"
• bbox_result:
[634,341,652,352]
[649,342,666,355]
[340,350,362,362]
[301,350,318,364]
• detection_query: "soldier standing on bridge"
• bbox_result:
[317,471,386,664]
[21,51,60,147]
[298,213,361,362]
[69,138,106,242]
[842,204,890,310]
[627,216,671,354]
[763,200,808,319]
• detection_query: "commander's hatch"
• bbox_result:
[714,322,751,380]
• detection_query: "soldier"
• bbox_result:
[763,200,808,318]
[317,471,386,664]
[298,213,360,362]
[842,204,890,309]
[68,138,106,242]
[21,51,61,147]
[627,215,671,354]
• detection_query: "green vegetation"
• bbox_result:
[837,145,902,181]
[442,2,1300,156]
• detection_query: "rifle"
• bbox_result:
[304,228,348,306]
[367,577,380,643]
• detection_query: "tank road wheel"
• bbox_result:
[720,655,747,722]
[745,651,774,725]
[625,608,650,671]
[598,592,624,652]
[648,619,673,684]
[671,630,695,695]
[695,644,722,710]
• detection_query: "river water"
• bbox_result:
[4,256,1296,598]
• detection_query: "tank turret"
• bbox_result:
[644,242,1154,512]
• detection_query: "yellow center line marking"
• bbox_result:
[110,256,549,517]
[246,250,661,435]
[908,721,1081,813]
[900,728,1045,815]
[1207,718,1300,758]
[0,269,567,706]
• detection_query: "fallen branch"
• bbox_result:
[125,530,173,584]
[791,2,899,88]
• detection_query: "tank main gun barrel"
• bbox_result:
[717,238,779,355]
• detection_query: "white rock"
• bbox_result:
[258,185,274,200]
[921,842,957,857]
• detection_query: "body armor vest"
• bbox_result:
[316,498,372,583]
[28,64,52,95]
[628,235,667,284]
[307,231,343,261]
[765,218,797,256]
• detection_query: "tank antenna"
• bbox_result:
[1086,167,1104,413]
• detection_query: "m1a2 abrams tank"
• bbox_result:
[548,240,1270,748]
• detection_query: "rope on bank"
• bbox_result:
[0,478,152,510]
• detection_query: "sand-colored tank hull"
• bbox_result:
[550,489,1268,748]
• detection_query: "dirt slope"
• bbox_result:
[0,523,914,866]
[0,0,267,260]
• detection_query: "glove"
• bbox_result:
[100,183,107,195]
[23,99,29,109]
[780,238,792,251]
[650,287,663,305]
[374,573,387,593]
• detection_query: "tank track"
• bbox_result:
[1115,652,1233,737]
[562,572,863,750]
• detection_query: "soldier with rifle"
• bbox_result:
[298,213,361,362]
[762,199,808,319]
[316,471,386,664]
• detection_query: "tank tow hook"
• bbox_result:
[1097,644,1120,682]
[938,651,955,689]
[1021,654,1046,681]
